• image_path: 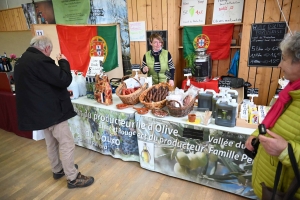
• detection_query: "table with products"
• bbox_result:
[0,91,32,139]
[69,95,257,199]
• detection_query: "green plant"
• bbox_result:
[184,53,195,74]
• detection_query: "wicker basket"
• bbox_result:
[116,76,147,105]
[139,82,173,109]
[166,97,196,117]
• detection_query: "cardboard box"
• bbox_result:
[230,87,244,104]
[236,118,258,129]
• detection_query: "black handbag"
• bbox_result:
[261,143,300,200]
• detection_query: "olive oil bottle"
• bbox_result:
[141,143,151,163]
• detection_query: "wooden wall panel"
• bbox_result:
[0,7,28,31]
[18,8,28,30]
[137,0,147,66]
[2,11,10,31]
[146,0,152,30]
[13,9,22,30]
[0,12,6,31]
[261,2,287,104]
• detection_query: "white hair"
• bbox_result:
[280,31,300,63]
[30,35,53,51]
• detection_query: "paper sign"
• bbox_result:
[180,0,207,26]
[129,21,146,41]
[36,30,44,36]
[212,0,244,24]
[86,56,104,77]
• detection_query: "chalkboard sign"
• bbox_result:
[248,22,286,67]
[183,68,192,76]
[146,30,168,51]
[247,88,259,95]
[218,80,231,88]
[131,64,141,70]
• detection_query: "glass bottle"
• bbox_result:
[141,143,151,163]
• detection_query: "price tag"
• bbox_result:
[218,80,231,88]
[131,64,140,70]
[165,71,172,79]
[247,88,259,97]
[183,68,192,77]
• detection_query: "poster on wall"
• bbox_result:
[180,0,207,26]
[21,3,37,29]
[68,103,140,162]
[22,1,56,28]
[52,0,90,24]
[135,114,257,199]
[34,1,56,24]
[212,0,244,24]
[129,21,146,42]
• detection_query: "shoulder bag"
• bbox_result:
[261,143,300,200]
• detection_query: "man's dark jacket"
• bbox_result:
[14,47,76,131]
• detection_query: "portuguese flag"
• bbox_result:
[56,25,118,75]
[183,24,234,60]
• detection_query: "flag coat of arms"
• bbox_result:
[56,25,118,75]
[183,24,234,60]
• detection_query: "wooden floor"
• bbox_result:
[0,129,250,200]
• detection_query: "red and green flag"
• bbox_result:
[183,24,234,60]
[56,25,118,75]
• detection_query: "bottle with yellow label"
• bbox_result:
[141,143,151,163]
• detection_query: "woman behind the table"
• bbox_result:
[140,33,175,86]
[245,32,300,199]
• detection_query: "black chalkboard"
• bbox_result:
[248,22,286,67]
[146,30,168,51]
